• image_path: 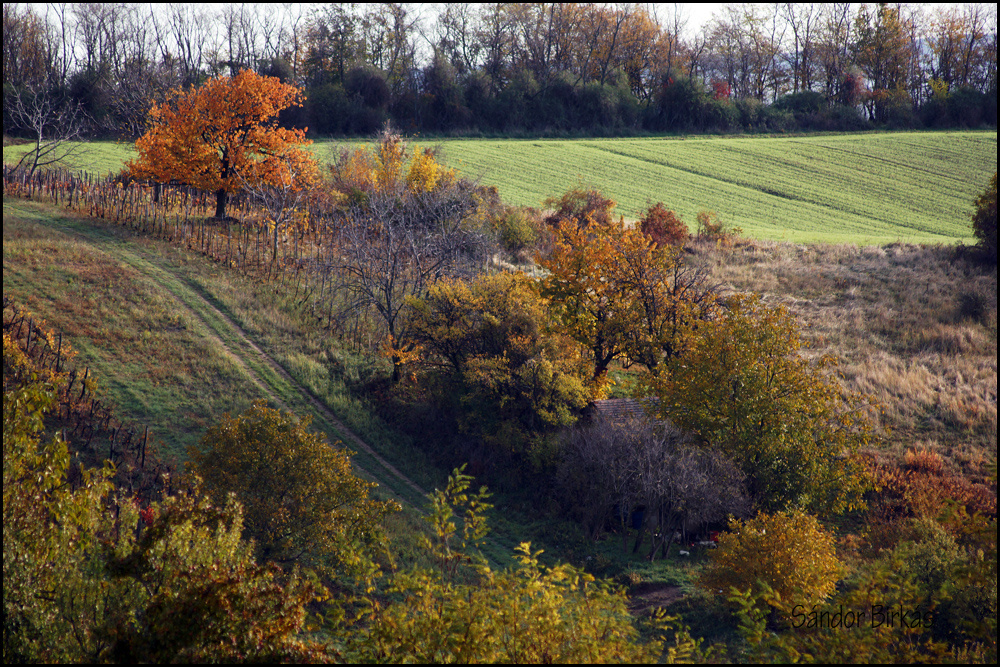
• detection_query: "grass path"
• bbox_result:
[3,199,428,509]
[5,198,523,568]
[123,242,431,506]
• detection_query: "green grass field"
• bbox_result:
[6,130,996,244]
[427,131,996,244]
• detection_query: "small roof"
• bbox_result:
[587,397,659,423]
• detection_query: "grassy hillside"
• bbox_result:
[7,131,996,244]
[2,200,439,499]
[685,239,996,480]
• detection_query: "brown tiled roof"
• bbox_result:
[587,397,659,423]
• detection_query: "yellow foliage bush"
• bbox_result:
[405,146,456,194]
[698,509,843,613]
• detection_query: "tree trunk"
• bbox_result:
[215,188,228,219]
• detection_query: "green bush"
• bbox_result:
[971,172,997,262]
[191,401,399,577]
[650,293,873,515]
[495,208,540,255]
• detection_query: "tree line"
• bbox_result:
[3,2,997,139]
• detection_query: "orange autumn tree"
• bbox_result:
[128,69,316,219]
[538,209,718,397]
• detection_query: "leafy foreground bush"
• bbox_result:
[729,513,996,663]
[348,468,709,663]
[191,400,400,580]
[697,510,842,617]
[3,376,324,663]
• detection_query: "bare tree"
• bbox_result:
[781,3,820,93]
[558,414,747,558]
[7,82,90,176]
[238,159,314,278]
[152,5,213,85]
[324,169,494,382]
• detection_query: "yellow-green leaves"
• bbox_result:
[699,509,843,614]
[408,272,589,453]
[353,469,697,664]
[191,401,399,581]
[649,293,874,515]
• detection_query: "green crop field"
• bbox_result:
[6,130,996,244]
[423,131,996,245]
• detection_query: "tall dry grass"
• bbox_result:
[688,240,997,482]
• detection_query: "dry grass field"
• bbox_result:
[686,239,997,482]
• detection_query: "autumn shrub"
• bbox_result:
[650,293,874,515]
[695,209,742,246]
[971,172,997,262]
[539,212,719,393]
[322,129,499,381]
[639,202,689,247]
[698,509,842,616]
[866,456,996,532]
[407,272,589,459]
[891,517,997,647]
[350,467,708,664]
[191,401,400,579]
[543,184,617,228]
[904,447,946,475]
[3,375,324,663]
[405,145,456,194]
[732,554,956,663]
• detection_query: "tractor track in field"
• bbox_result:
[48,211,431,508]
[163,273,430,505]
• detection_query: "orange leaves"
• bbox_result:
[128,70,316,214]
[538,203,714,391]
[327,131,457,200]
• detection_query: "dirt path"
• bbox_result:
[628,583,686,616]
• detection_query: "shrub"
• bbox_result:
[191,401,400,577]
[407,273,589,457]
[956,286,995,326]
[494,207,541,256]
[971,172,997,263]
[639,202,689,247]
[866,457,996,529]
[894,517,998,646]
[650,293,874,515]
[698,509,842,614]
[543,184,617,228]
[4,376,323,663]
[694,209,742,246]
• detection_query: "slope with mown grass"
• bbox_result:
[2,198,505,564]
